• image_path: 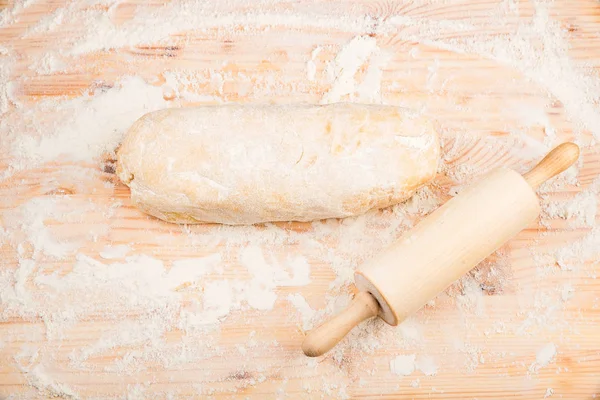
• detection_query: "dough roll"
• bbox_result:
[116,104,440,225]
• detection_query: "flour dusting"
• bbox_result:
[390,354,416,376]
[0,0,598,398]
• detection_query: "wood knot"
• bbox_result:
[134,44,181,58]
[46,187,75,195]
[226,371,254,381]
[103,163,116,174]
[101,151,118,175]
[89,80,114,95]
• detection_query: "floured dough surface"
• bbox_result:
[116,103,440,224]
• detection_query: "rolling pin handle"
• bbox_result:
[523,142,580,189]
[302,291,380,357]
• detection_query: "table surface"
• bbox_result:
[1,0,600,398]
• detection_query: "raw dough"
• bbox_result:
[116,103,440,224]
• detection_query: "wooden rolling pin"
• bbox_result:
[302,142,580,357]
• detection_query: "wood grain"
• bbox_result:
[1,0,600,398]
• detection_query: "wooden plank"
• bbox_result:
[1,0,599,398]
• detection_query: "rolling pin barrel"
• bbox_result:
[355,167,540,326]
[302,142,579,357]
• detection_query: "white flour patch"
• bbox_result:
[4,76,168,178]
[3,197,100,259]
[415,355,439,376]
[529,343,557,373]
[321,35,378,104]
[99,244,131,259]
[306,60,317,81]
[0,55,11,115]
[356,48,392,103]
[19,363,79,399]
[287,293,315,330]
[390,347,437,377]
[390,354,416,376]
[239,246,311,310]
[542,176,600,228]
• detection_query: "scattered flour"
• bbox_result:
[529,343,557,373]
[2,196,102,259]
[0,0,598,397]
[4,76,168,178]
[415,355,439,376]
[396,318,424,344]
[287,293,315,331]
[0,54,11,115]
[542,176,600,228]
[99,244,131,260]
[356,48,391,103]
[239,246,311,310]
[306,46,322,82]
[555,227,600,266]
[390,354,438,377]
[320,35,379,104]
[23,364,79,399]
[306,59,317,81]
[29,53,67,75]
[390,354,416,376]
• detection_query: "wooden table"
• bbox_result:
[1,0,599,398]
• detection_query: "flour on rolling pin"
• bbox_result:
[116,103,440,224]
[302,143,580,357]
